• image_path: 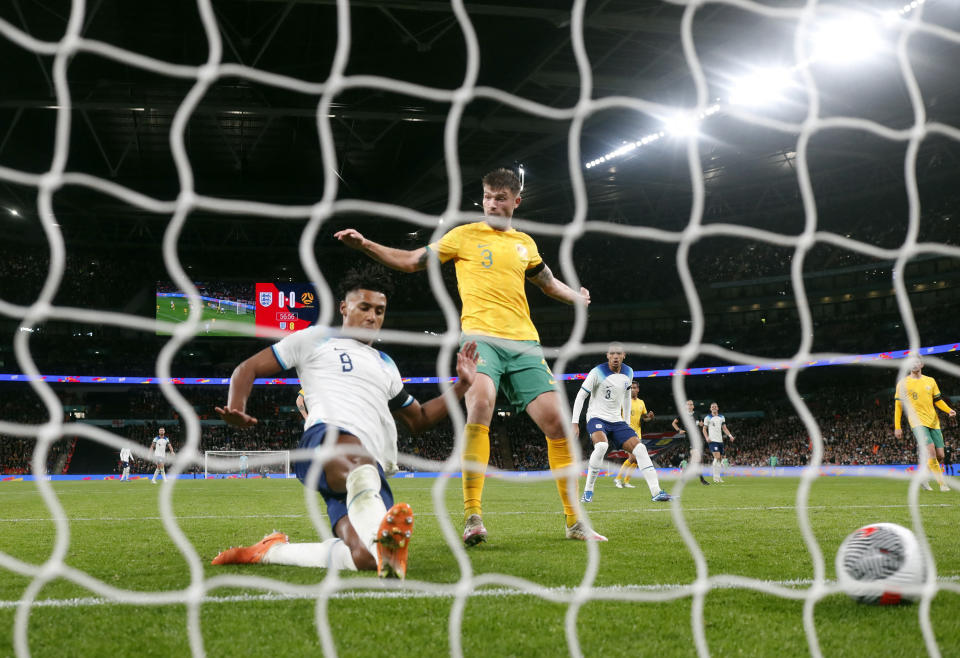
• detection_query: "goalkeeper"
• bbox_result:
[212,267,479,578]
[336,167,604,545]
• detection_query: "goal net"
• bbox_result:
[1,0,960,657]
[203,450,290,478]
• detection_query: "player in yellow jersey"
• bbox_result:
[613,381,654,489]
[335,167,604,544]
[894,358,956,492]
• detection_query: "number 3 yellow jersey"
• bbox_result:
[428,222,543,341]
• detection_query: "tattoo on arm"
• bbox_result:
[415,250,430,270]
[530,264,556,288]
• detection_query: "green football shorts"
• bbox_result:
[911,426,944,449]
[463,335,556,412]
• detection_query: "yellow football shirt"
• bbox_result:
[629,398,647,437]
[895,374,943,429]
[428,222,543,341]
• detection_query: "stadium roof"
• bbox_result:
[2,0,959,256]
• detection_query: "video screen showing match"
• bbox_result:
[156,282,318,337]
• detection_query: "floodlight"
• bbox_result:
[729,68,793,106]
[810,15,883,65]
[663,114,699,137]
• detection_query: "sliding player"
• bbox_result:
[571,343,671,503]
[613,381,654,489]
[673,400,710,485]
[335,167,603,544]
[702,403,734,483]
[895,357,956,492]
[150,427,174,483]
[212,267,479,578]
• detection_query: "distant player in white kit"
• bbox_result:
[212,267,479,579]
[239,453,248,478]
[702,402,734,483]
[571,342,671,503]
[673,399,710,486]
[151,427,174,483]
[119,445,134,481]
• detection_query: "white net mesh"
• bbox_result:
[2,0,960,656]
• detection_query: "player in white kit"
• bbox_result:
[119,446,134,481]
[702,402,735,483]
[571,343,671,504]
[673,400,710,486]
[150,428,174,483]
[212,267,478,579]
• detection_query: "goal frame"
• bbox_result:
[203,450,291,479]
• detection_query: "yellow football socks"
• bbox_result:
[463,423,490,520]
[929,457,945,486]
[546,436,578,526]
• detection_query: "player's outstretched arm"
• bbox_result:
[215,347,283,427]
[334,228,429,273]
[394,342,479,434]
[527,264,590,306]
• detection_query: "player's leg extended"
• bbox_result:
[526,391,579,526]
[711,448,722,482]
[250,428,398,572]
[623,436,669,500]
[463,373,496,524]
[582,429,608,501]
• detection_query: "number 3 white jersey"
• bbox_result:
[272,330,413,470]
[703,414,726,442]
[572,363,634,423]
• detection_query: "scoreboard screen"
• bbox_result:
[254,283,319,336]
[156,282,318,337]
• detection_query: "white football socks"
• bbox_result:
[632,443,661,496]
[712,458,721,480]
[121,467,129,481]
[584,441,608,493]
[345,464,387,559]
[263,538,357,570]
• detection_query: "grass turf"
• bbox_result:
[1,476,958,656]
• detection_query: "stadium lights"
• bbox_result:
[583,0,934,170]
[809,14,884,65]
[728,68,795,107]
[584,105,719,169]
[7,208,20,216]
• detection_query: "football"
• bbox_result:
[835,522,926,605]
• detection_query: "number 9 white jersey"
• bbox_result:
[272,330,413,470]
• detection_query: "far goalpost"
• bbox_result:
[203,450,291,478]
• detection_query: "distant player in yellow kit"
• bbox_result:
[336,167,604,544]
[895,358,956,492]
[613,381,654,489]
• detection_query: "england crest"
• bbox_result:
[259,291,273,307]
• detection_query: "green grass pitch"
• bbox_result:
[1,476,958,656]
[155,297,256,337]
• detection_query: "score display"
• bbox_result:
[254,283,319,336]
[156,282,318,337]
